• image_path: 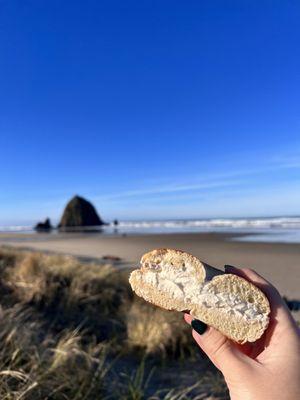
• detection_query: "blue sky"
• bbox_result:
[1,1,300,224]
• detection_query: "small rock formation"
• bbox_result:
[102,255,121,261]
[58,195,105,229]
[113,219,119,226]
[34,218,53,232]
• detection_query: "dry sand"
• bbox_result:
[0,231,299,297]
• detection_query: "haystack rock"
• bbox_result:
[34,218,53,232]
[58,196,105,229]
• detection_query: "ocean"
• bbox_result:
[1,216,300,243]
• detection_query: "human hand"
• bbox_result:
[184,266,300,400]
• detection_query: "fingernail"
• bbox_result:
[224,264,238,272]
[191,319,207,335]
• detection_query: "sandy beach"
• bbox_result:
[0,231,299,298]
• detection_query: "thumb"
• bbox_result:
[185,314,253,377]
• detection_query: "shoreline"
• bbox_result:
[1,231,300,298]
[1,226,300,244]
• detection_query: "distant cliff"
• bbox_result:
[58,195,105,228]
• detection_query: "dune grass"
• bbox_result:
[0,248,228,399]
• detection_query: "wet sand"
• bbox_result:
[0,232,299,297]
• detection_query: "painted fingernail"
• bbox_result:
[224,264,238,272]
[191,319,207,335]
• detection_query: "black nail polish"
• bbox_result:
[191,319,207,335]
[224,265,236,272]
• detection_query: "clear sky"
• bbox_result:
[1,1,300,224]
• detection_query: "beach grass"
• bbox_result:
[0,247,230,399]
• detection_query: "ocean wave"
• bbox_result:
[118,217,300,229]
[2,217,300,235]
[0,225,33,232]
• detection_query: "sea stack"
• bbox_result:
[58,195,105,229]
[34,218,53,232]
